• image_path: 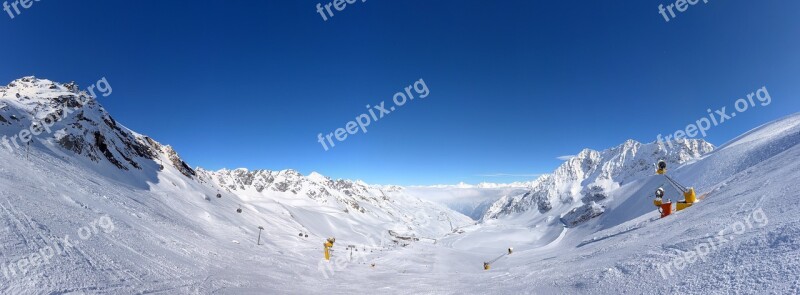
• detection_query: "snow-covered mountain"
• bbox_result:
[0,76,195,178]
[482,138,714,224]
[194,168,470,239]
[2,77,799,294]
[0,77,470,293]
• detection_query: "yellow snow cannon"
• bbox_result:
[656,160,667,175]
[324,237,335,261]
[684,187,696,203]
[656,161,699,212]
[484,262,490,271]
[676,187,697,211]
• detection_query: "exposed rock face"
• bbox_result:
[560,201,605,228]
[0,77,194,177]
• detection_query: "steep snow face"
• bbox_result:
[483,139,714,221]
[0,77,195,178]
[674,113,800,192]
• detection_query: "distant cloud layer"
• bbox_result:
[477,173,541,177]
[557,155,576,161]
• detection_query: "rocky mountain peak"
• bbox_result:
[482,138,714,221]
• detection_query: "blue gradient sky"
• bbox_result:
[1,1,798,185]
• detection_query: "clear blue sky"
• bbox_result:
[1,1,798,185]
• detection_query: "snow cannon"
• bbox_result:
[324,237,335,261]
[484,262,490,271]
[656,160,667,175]
[676,187,697,211]
[508,247,513,255]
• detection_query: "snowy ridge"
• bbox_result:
[195,167,471,238]
[0,77,195,177]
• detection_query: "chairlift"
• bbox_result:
[216,192,222,198]
[236,206,242,213]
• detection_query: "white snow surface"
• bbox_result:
[1,78,799,294]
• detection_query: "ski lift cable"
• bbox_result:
[488,253,508,264]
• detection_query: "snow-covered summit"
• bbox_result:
[0,77,196,177]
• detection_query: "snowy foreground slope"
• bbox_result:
[0,77,799,294]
